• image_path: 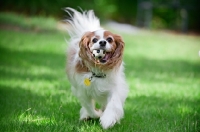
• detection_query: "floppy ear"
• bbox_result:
[79,32,93,59]
[79,32,92,49]
[104,34,124,69]
[112,34,125,59]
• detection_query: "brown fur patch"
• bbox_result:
[75,60,89,73]
[78,32,95,72]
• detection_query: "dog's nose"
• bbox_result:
[99,40,106,47]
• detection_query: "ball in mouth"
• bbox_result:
[92,49,111,63]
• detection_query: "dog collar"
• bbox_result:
[92,72,106,78]
[84,72,106,86]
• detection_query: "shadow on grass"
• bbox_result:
[0,46,84,131]
[0,46,65,80]
[0,85,101,131]
[124,95,200,132]
[122,55,200,131]
[124,56,200,82]
[0,84,83,131]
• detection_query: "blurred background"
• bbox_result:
[1,0,200,33]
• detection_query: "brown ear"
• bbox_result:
[79,31,93,49]
[105,34,124,69]
[112,34,124,59]
[79,32,93,60]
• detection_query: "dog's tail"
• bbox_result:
[64,7,102,39]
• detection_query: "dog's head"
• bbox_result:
[79,29,124,70]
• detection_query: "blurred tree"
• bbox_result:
[0,0,200,32]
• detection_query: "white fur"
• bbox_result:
[65,8,129,129]
[90,30,112,52]
[64,7,102,39]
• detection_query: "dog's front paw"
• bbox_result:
[80,108,103,120]
[80,107,89,120]
[92,109,103,118]
[100,114,116,129]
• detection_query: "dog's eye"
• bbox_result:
[107,37,113,43]
[92,38,98,43]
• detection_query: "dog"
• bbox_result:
[65,8,129,129]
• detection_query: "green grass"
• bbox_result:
[0,13,200,132]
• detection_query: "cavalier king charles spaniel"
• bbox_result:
[65,8,129,129]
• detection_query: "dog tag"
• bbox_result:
[84,78,91,86]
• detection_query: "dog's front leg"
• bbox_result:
[79,98,102,120]
[100,93,124,129]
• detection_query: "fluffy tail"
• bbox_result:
[64,7,102,39]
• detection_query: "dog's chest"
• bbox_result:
[72,72,115,94]
[76,73,113,98]
[86,77,111,102]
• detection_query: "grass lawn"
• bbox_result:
[0,13,200,132]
